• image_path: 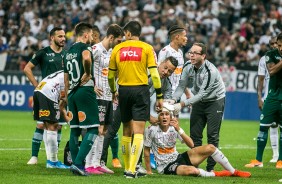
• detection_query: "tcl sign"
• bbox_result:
[120,47,142,62]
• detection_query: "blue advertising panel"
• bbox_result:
[0,85,34,111]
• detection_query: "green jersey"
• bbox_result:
[265,49,282,100]
[30,46,65,78]
[64,42,94,93]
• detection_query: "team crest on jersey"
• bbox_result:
[260,114,264,120]
[39,110,50,117]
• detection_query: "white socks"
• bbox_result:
[270,127,279,158]
[46,130,58,162]
[211,148,235,174]
[198,168,215,177]
[85,135,104,168]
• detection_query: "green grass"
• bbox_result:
[0,111,280,184]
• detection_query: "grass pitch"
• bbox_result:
[0,111,280,184]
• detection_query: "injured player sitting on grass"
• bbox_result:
[144,103,251,178]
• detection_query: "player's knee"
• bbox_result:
[257,130,268,141]
[37,123,45,129]
[205,144,216,154]
[57,125,62,130]
[179,166,198,176]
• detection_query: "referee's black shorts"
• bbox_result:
[118,85,150,123]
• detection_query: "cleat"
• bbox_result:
[112,158,122,168]
[213,170,232,177]
[85,167,104,174]
[125,171,147,179]
[56,161,70,169]
[245,159,263,168]
[46,160,57,168]
[27,156,38,165]
[70,164,89,176]
[150,153,157,169]
[136,163,147,174]
[96,165,114,174]
[270,156,278,163]
[233,170,251,178]
[276,160,282,169]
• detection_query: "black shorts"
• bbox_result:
[163,152,192,175]
[118,85,150,123]
[97,99,113,126]
[33,91,59,123]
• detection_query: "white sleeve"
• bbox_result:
[144,127,153,148]
[258,56,266,76]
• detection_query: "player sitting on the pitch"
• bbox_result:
[144,103,251,178]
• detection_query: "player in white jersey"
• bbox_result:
[257,36,279,163]
[144,104,251,178]
[157,25,187,94]
[84,24,124,174]
[33,70,69,169]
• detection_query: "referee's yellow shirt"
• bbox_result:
[109,40,157,86]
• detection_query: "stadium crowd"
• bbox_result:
[0,0,281,71]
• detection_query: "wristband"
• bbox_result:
[178,128,185,135]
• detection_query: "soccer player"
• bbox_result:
[84,24,123,174]
[257,36,279,163]
[144,105,251,178]
[32,70,69,169]
[157,25,187,94]
[108,20,163,178]
[24,27,66,165]
[245,33,282,169]
[169,43,226,172]
[64,22,99,176]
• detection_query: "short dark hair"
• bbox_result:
[276,33,282,42]
[92,25,100,34]
[74,22,92,37]
[123,21,142,37]
[107,24,124,38]
[168,25,185,38]
[50,27,64,37]
[193,42,207,55]
[165,56,178,67]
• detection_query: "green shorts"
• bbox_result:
[260,98,282,125]
[68,86,100,129]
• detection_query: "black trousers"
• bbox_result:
[190,97,225,171]
[101,104,122,163]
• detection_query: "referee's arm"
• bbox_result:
[148,66,163,99]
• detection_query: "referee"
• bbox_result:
[171,42,226,172]
[108,20,163,178]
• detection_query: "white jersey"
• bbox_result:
[144,125,183,174]
[258,56,269,100]
[34,70,64,102]
[92,42,112,101]
[158,44,185,93]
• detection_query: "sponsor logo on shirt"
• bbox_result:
[39,110,50,117]
[120,47,142,62]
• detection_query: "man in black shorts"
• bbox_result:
[144,105,251,178]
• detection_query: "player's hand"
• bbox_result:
[169,118,180,131]
[164,99,175,105]
[80,73,92,86]
[258,99,263,111]
[173,103,182,115]
[155,98,163,112]
[112,91,119,104]
[94,86,103,97]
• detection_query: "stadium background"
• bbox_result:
[1,0,281,120]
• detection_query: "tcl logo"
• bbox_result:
[120,47,142,62]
